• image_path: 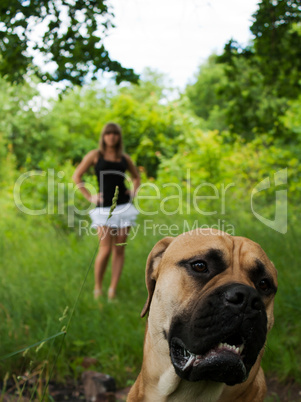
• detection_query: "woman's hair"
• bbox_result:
[99,122,123,158]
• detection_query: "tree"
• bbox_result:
[250,0,301,98]
[119,68,176,104]
[197,0,301,140]
[186,55,288,140]
[0,0,139,86]
[220,0,301,99]
[0,75,51,168]
[185,55,228,131]
[216,57,288,139]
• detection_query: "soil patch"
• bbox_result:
[1,376,301,401]
[266,377,301,401]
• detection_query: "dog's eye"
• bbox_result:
[191,260,208,273]
[258,279,270,292]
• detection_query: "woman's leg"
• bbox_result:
[109,226,131,299]
[94,226,112,298]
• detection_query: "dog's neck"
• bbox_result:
[138,323,225,402]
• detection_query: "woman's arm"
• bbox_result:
[72,150,101,203]
[124,154,141,198]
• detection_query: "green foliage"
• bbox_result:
[0,141,17,212]
[220,0,301,100]
[14,156,96,230]
[0,76,49,168]
[43,85,110,164]
[217,57,288,139]
[105,92,183,176]
[0,0,301,389]
[0,0,139,86]
[155,127,301,206]
[1,206,301,389]
[185,55,228,131]
[187,53,291,140]
[250,0,301,97]
[120,67,176,103]
[281,94,301,141]
[40,71,184,176]
[0,212,148,386]
[186,0,301,141]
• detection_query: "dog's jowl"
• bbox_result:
[127,228,277,402]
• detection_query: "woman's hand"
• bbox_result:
[90,193,103,206]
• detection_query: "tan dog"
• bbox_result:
[128,229,277,402]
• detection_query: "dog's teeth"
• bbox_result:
[183,354,195,370]
[183,348,195,359]
[217,343,242,354]
[193,359,201,367]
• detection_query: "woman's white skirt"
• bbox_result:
[89,202,139,228]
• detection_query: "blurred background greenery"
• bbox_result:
[0,0,300,399]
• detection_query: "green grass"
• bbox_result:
[0,204,300,395]
[0,213,148,388]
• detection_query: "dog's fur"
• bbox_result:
[127,229,277,402]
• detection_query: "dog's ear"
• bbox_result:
[141,237,174,318]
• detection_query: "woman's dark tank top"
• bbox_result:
[94,154,130,207]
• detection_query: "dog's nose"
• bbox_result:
[224,284,262,312]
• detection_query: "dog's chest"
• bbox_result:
[164,380,224,402]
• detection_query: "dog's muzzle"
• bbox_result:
[168,283,267,386]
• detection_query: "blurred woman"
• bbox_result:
[73,123,140,300]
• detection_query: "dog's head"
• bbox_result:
[141,229,277,386]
